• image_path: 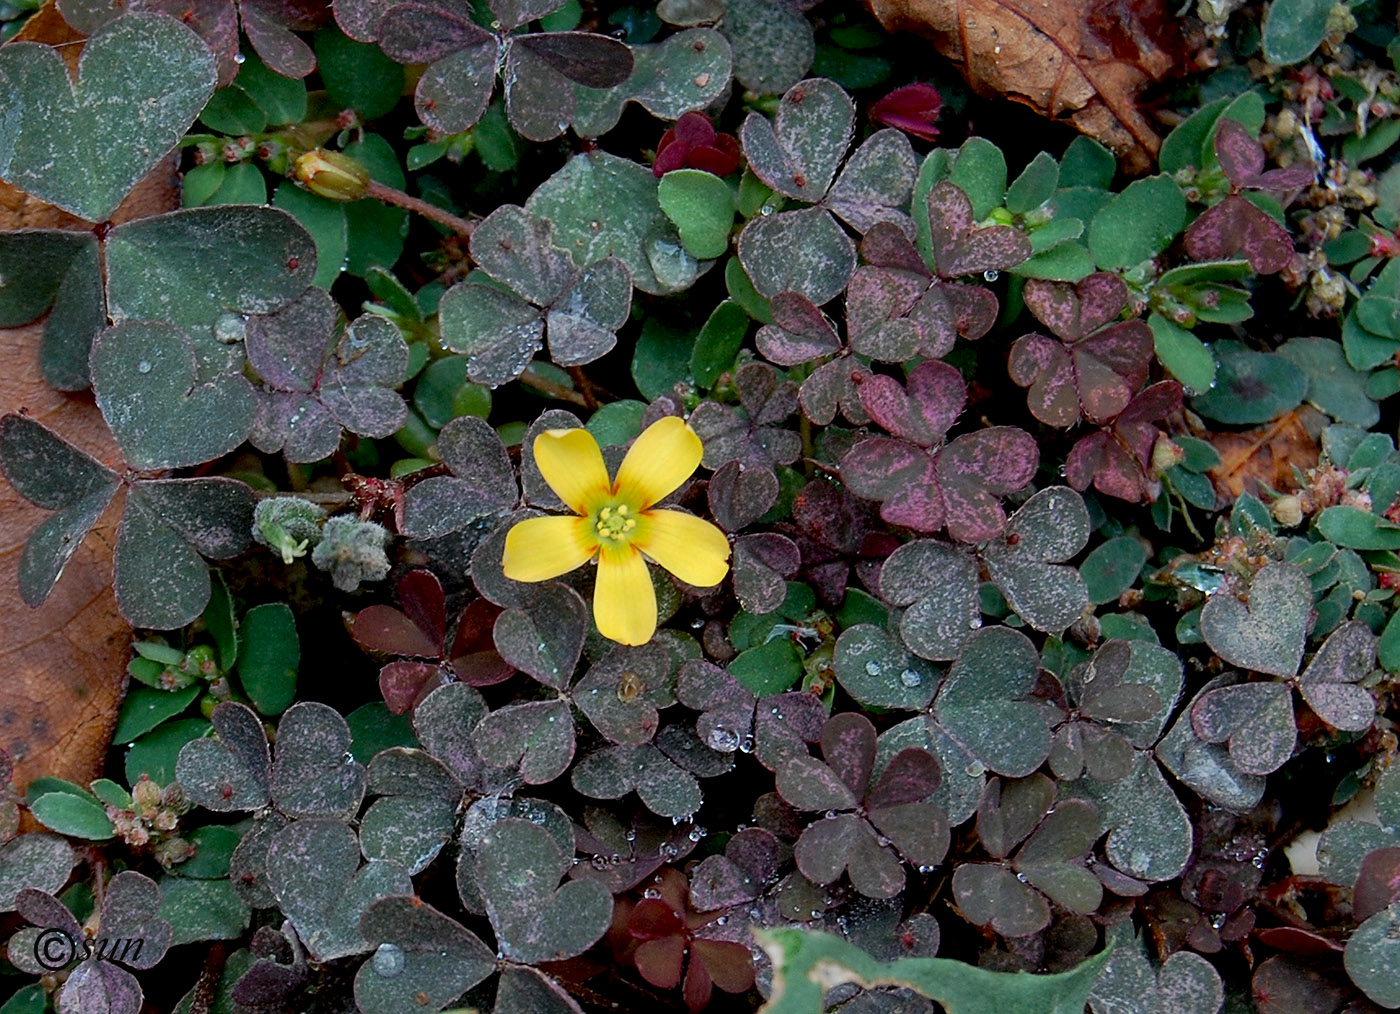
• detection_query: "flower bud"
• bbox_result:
[293,148,371,202]
[1150,435,1185,476]
[1271,494,1304,528]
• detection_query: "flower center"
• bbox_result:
[594,503,637,543]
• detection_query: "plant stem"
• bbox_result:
[366,180,476,239]
[522,366,590,407]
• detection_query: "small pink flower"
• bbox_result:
[653,112,742,178]
[870,82,943,142]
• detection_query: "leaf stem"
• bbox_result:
[365,180,477,239]
[522,366,591,408]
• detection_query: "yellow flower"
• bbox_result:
[501,417,731,646]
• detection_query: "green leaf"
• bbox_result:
[159,876,251,945]
[91,322,257,470]
[200,86,266,135]
[1191,342,1306,425]
[30,790,114,840]
[205,574,238,670]
[0,13,215,222]
[657,169,735,260]
[1087,175,1186,269]
[235,50,306,125]
[631,317,694,400]
[1057,136,1115,189]
[344,134,409,277]
[586,400,646,446]
[1005,152,1059,215]
[0,230,92,327]
[756,927,1110,1014]
[1262,0,1334,65]
[950,137,1007,220]
[724,254,774,323]
[1317,505,1400,549]
[527,150,692,295]
[1278,335,1379,427]
[237,603,299,716]
[113,685,201,744]
[314,26,404,120]
[1148,313,1216,394]
[690,299,748,388]
[1010,241,1095,282]
[126,718,211,785]
[1158,97,1230,174]
[1081,537,1148,605]
[273,182,348,290]
[573,28,733,137]
[729,638,802,695]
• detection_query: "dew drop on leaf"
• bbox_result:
[899,669,922,687]
[865,660,883,676]
[372,943,404,977]
[136,360,152,374]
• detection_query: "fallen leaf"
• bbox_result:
[0,4,182,790]
[862,0,1185,172]
[1207,407,1325,501]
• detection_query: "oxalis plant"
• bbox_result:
[2,0,1400,1012]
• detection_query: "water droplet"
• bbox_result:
[233,52,246,64]
[372,943,404,977]
[706,725,742,753]
[625,828,637,842]
[609,853,622,866]
[865,660,883,676]
[1015,872,1028,883]
[899,669,922,688]
[968,617,982,630]
[643,888,661,899]
[136,360,152,374]
[689,826,706,841]
[917,864,936,874]
[1210,912,1227,929]
[660,843,678,858]
[591,855,608,870]
[964,759,986,777]
[1252,849,1269,869]
[739,735,755,754]
[716,915,728,926]
[876,836,891,847]
[212,312,246,344]
[982,269,999,282]
[759,204,774,216]
[749,907,762,920]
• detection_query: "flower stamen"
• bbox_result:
[595,502,638,542]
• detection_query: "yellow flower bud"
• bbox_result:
[292,148,371,202]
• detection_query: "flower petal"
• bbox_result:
[613,416,703,509]
[502,515,596,582]
[594,544,657,646]
[534,427,611,515]
[633,509,730,588]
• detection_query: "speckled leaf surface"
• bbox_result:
[354,897,495,1014]
[1090,922,1224,1014]
[572,29,732,137]
[1298,620,1377,731]
[175,702,272,812]
[478,817,613,963]
[880,539,980,661]
[1199,561,1310,677]
[981,486,1090,633]
[91,322,257,470]
[0,14,215,222]
[933,626,1050,777]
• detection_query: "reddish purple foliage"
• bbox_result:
[653,112,742,178]
[869,82,942,142]
[1065,380,1183,502]
[1008,272,1155,427]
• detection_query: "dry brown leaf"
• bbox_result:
[0,4,182,790]
[1208,407,1326,501]
[862,0,1185,172]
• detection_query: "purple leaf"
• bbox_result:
[1190,681,1296,775]
[469,204,576,306]
[573,642,675,745]
[1298,621,1377,732]
[1214,118,1316,193]
[707,459,779,531]
[840,436,945,532]
[824,128,917,235]
[755,291,841,366]
[1065,380,1182,503]
[858,359,965,447]
[820,712,877,798]
[378,0,491,64]
[935,426,1039,543]
[868,748,941,808]
[474,699,575,784]
[908,281,999,356]
[59,960,143,1014]
[510,31,633,89]
[799,357,868,426]
[1185,195,1294,274]
[740,78,856,203]
[845,267,925,362]
[925,181,1031,278]
[732,533,801,614]
[775,754,858,812]
[493,584,587,690]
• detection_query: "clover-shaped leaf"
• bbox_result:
[473,699,575,784]
[401,415,518,539]
[265,817,413,962]
[1189,681,1296,776]
[933,625,1051,777]
[527,150,694,296]
[833,624,940,711]
[453,796,575,915]
[92,321,258,471]
[1155,674,1265,812]
[732,533,801,615]
[1068,751,1193,883]
[980,486,1090,633]
[571,743,702,819]
[493,583,588,690]
[1296,620,1377,731]
[1090,922,1225,1014]
[1065,380,1183,503]
[373,0,631,137]
[688,362,802,469]
[359,748,462,874]
[247,289,408,463]
[689,827,785,912]
[412,682,510,794]
[1051,640,1166,783]
[675,659,827,767]
[479,817,613,964]
[354,896,495,1014]
[1199,561,1310,678]
[0,834,75,912]
[841,362,1038,539]
[572,28,733,137]
[741,77,856,204]
[924,181,1032,278]
[1008,273,1154,427]
[707,458,780,532]
[879,539,980,662]
[953,775,1101,937]
[777,713,947,899]
[0,13,215,223]
[175,701,272,812]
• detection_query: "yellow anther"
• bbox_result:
[624,519,636,530]
[600,507,612,520]
[617,504,629,516]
